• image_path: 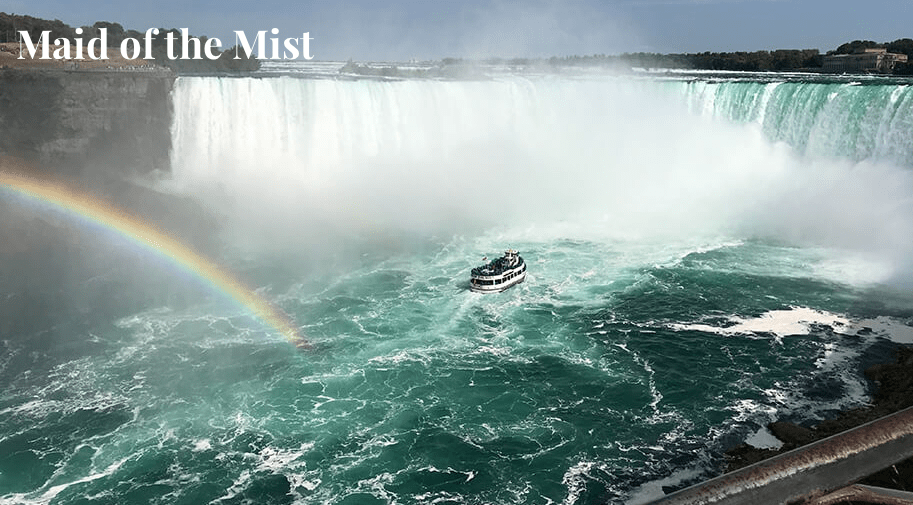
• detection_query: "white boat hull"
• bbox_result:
[469,264,527,293]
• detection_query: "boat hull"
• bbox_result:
[469,267,526,293]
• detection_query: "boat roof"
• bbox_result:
[471,250,524,277]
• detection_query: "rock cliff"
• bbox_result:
[0,70,225,341]
[0,69,174,177]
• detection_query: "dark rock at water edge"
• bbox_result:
[725,345,913,491]
[767,421,815,448]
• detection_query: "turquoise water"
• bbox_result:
[668,75,913,166]
[2,69,913,504]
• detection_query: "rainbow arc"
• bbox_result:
[0,168,303,346]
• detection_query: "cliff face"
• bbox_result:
[0,69,174,177]
[0,71,223,341]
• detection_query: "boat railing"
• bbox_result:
[472,256,524,277]
[646,406,913,505]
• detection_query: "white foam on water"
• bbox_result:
[213,469,252,504]
[670,306,851,339]
[0,457,130,505]
[667,304,913,460]
[671,306,913,346]
[624,466,705,505]
[256,444,311,473]
[191,438,212,452]
[848,316,913,344]
[0,399,48,417]
[729,398,777,424]
[745,426,784,450]
[562,460,609,505]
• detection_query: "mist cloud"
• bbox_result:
[164,74,913,290]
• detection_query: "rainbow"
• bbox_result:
[0,169,304,346]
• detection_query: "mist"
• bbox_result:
[163,74,913,286]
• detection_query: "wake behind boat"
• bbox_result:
[470,249,527,293]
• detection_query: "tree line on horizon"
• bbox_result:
[533,38,913,74]
[0,12,258,73]
[541,49,823,72]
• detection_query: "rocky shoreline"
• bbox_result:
[725,345,913,490]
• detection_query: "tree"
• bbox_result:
[89,21,125,47]
[834,40,882,55]
[886,38,913,57]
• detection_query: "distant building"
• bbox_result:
[822,48,908,74]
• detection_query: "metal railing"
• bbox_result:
[647,406,913,505]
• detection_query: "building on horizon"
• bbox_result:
[821,47,908,74]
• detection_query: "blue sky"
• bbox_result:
[11,0,913,61]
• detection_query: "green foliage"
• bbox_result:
[834,40,882,55]
[500,38,907,74]
[542,49,821,72]
[216,46,260,72]
[886,38,913,58]
[893,62,913,76]
[86,21,125,46]
[0,12,75,43]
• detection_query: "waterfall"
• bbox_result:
[168,73,913,260]
[670,79,913,166]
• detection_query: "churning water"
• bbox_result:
[3,66,913,504]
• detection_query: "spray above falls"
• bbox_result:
[167,72,913,275]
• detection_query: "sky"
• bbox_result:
[9,0,913,61]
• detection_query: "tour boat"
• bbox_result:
[469,249,526,293]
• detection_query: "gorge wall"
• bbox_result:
[0,69,174,178]
[0,70,221,341]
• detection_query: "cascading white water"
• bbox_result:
[168,73,913,277]
[670,79,913,166]
[169,75,776,234]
